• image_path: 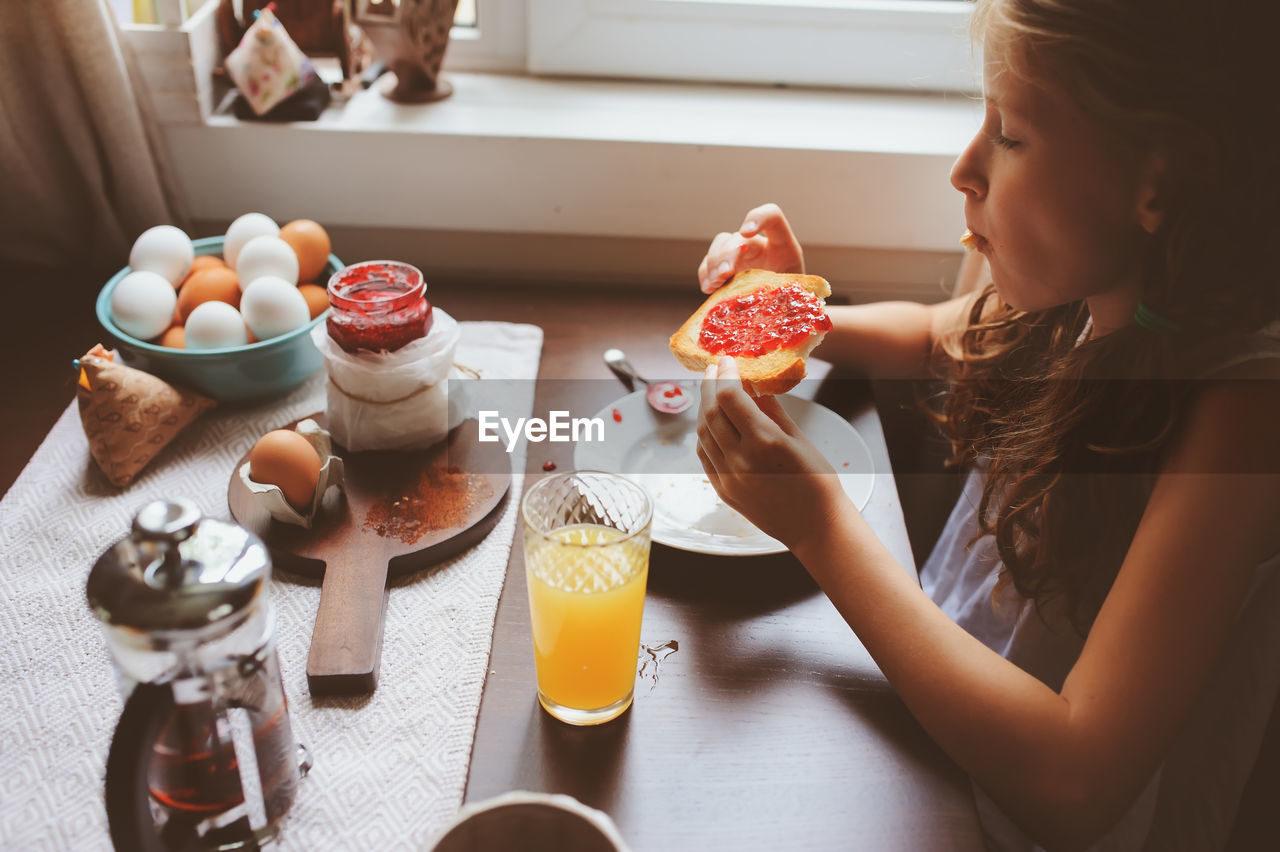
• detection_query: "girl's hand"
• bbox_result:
[696,203,805,294]
[695,356,848,545]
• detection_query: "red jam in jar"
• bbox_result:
[698,282,832,358]
[326,261,433,353]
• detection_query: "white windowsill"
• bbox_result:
[163,71,982,294]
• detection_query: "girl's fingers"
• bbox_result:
[739,203,803,275]
[700,363,742,445]
[702,206,795,291]
[696,432,725,476]
[739,202,784,237]
[700,397,741,452]
[700,362,718,408]
[709,357,784,441]
[752,394,802,438]
[711,262,735,291]
[714,355,739,381]
[700,359,734,427]
[698,232,739,292]
[694,369,731,479]
[695,443,728,500]
[697,232,727,291]
[738,234,764,265]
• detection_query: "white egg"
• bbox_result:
[240,276,310,341]
[236,235,299,289]
[110,271,178,341]
[223,213,279,268]
[185,301,249,349]
[129,225,193,285]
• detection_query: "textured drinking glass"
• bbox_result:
[521,471,653,725]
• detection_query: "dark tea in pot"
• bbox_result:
[149,697,299,825]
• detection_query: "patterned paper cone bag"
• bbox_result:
[75,345,216,487]
[225,8,316,116]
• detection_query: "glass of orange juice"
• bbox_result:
[521,471,653,726]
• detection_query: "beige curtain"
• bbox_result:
[0,0,185,272]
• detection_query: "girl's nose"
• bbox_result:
[950,134,987,200]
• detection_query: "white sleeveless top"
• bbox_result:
[919,323,1280,851]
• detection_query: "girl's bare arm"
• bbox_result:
[816,297,972,379]
[814,253,985,378]
[790,359,1280,846]
[697,355,1280,848]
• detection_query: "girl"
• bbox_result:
[693,1,1280,849]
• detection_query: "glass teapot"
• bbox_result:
[88,499,311,851]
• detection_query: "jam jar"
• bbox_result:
[326,261,433,353]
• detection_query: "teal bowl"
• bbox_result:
[96,236,341,405]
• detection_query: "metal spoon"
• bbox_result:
[603,348,695,414]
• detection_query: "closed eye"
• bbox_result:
[991,132,1021,150]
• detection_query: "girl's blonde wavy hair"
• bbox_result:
[933,0,1280,632]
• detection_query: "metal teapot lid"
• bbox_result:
[88,498,270,633]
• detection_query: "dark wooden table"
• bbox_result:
[7,279,983,850]
[442,285,984,851]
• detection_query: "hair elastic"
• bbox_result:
[1133,301,1181,334]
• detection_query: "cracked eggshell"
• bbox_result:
[240,419,345,528]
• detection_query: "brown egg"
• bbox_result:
[177,267,240,322]
[249,430,322,510]
[193,254,226,270]
[159,326,186,348]
[279,219,331,282]
[177,255,227,291]
[297,283,330,319]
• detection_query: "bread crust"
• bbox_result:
[669,269,832,396]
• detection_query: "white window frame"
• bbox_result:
[445,0,529,72]
[527,0,976,93]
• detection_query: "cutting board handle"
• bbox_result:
[306,556,390,694]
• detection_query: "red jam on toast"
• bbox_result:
[697,283,832,358]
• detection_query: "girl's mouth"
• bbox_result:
[960,228,989,253]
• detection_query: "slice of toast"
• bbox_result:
[669,269,832,396]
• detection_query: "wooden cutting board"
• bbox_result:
[228,414,511,696]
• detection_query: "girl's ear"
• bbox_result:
[1135,153,1168,234]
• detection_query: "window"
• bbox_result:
[109,0,211,23]
[456,0,478,27]
[118,2,972,93]
[445,0,529,72]
[524,0,976,93]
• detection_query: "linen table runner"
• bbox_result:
[0,321,542,850]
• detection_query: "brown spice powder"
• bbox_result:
[363,465,494,545]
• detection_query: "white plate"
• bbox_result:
[573,390,874,555]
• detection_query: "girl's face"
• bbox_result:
[951,40,1155,325]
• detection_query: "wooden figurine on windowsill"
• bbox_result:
[352,0,459,103]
